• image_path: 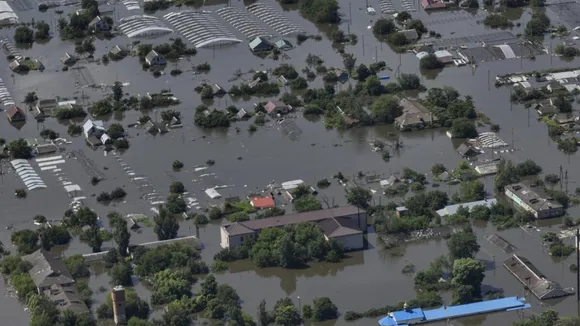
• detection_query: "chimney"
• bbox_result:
[111,286,127,325]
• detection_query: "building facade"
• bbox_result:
[505,182,564,219]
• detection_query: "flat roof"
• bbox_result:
[378,296,530,326]
[436,199,497,217]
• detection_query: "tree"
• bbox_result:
[312,297,338,321]
[11,229,39,254]
[169,181,185,194]
[431,164,446,176]
[112,81,123,102]
[90,99,113,116]
[407,19,427,35]
[275,305,302,326]
[459,180,485,202]
[371,95,401,123]
[98,288,151,320]
[388,32,408,46]
[111,217,130,256]
[24,92,38,105]
[109,262,133,286]
[34,21,50,40]
[107,123,125,139]
[153,205,179,240]
[346,187,372,209]
[293,195,322,212]
[299,0,340,23]
[356,64,372,81]
[553,94,572,113]
[14,26,33,43]
[258,299,270,326]
[342,53,356,72]
[40,129,59,140]
[420,54,444,70]
[451,258,485,304]
[151,270,192,305]
[447,229,480,260]
[80,226,103,252]
[451,118,478,138]
[396,11,412,22]
[127,317,154,326]
[166,193,187,214]
[398,73,421,90]
[373,18,396,35]
[9,139,33,159]
[63,255,90,278]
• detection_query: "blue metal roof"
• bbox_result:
[392,308,424,322]
[378,296,530,326]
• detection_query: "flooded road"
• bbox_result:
[1,0,580,324]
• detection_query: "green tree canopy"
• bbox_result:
[153,205,180,240]
[447,228,480,260]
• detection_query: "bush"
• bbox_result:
[317,179,331,188]
[15,189,27,198]
[172,160,184,170]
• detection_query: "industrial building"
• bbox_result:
[220,206,367,250]
[504,181,564,219]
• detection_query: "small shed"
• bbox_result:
[434,50,453,64]
[145,50,166,66]
[88,16,110,31]
[275,39,293,51]
[211,84,226,96]
[399,29,419,41]
[249,36,273,53]
[61,53,77,64]
[456,143,479,157]
[236,108,250,120]
[7,105,25,122]
[265,100,291,115]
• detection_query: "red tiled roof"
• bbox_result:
[251,196,275,209]
[265,100,287,113]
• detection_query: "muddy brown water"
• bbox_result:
[2,0,580,324]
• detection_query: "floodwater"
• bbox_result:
[2,0,580,324]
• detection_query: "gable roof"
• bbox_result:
[275,39,292,50]
[249,36,272,51]
[317,216,363,237]
[109,45,127,55]
[145,50,163,63]
[7,105,25,120]
[44,284,89,314]
[22,249,75,288]
[265,100,288,113]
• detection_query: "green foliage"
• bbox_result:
[525,10,550,36]
[107,123,125,139]
[11,229,39,254]
[483,14,514,28]
[54,105,87,119]
[109,262,133,286]
[90,99,113,116]
[67,124,83,136]
[424,87,476,126]
[293,195,322,212]
[9,138,33,159]
[459,180,485,202]
[420,54,444,70]
[172,160,184,170]
[344,291,442,321]
[14,26,34,43]
[317,178,331,188]
[153,204,180,240]
[250,223,344,268]
[493,159,542,190]
[272,64,299,79]
[373,18,396,36]
[34,21,51,40]
[151,269,193,305]
[194,106,230,128]
[80,226,104,252]
[451,258,485,304]
[370,95,401,123]
[431,164,446,176]
[170,181,186,194]
[346,186,372,209]
[447,228,480,260]
[312,297,338,321]
[64,255,90,278]
[398,73,422,90]
[133,242,207,277]
[166,193,187,214]
[451,117,478,138]
[299,0,340,23]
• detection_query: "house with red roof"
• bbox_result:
[250,196,276,209]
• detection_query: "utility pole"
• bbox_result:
[576,229,580,301]
[488,69,490,91]
[375,46,378,63]
[349,2,352,22]
[362,34,365,56]
[511,128,514,148]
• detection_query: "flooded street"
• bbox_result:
[2,0,580,324]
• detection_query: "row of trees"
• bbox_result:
[13,21,51,44]
[258,296,338,326]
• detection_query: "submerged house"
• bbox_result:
[504,255,572,300]
[275,39,293,51]
[61,52,76,64]
[83,119,105,138]
[394,99,438,130]
[265,100,291,115]
[7,105,25,122]
[144,120,168,134]
[249,36,273,53]
[456,143,480,157]
[88,16,111,31]
[21,249,75,293]
[145,50,166,66]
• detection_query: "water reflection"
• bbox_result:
[227,252,365,295]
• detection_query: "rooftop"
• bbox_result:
[223,206,365,236]
[436,199,497,217]
[44,284,89,314]
[22,249,75,289]
[503,255,571,300]
[505,182,563,212]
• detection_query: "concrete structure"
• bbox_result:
[436,199,497,217]
[21,249,75,293]
[504,182,564,219]
[378,296,530,326]
[394,99,438,130]
[220,206,367,250]
[503,255,572,300]
[111,286,127,324]
[145,50,166,65]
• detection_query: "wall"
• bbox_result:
[343,211,368,232]
[332,233,364,250]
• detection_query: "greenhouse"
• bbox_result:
[164,11,242,48]
[118,15,173,38]
[246,3,302,36]
[216,7,271,39]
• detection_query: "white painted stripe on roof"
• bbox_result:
[36,155,63,162]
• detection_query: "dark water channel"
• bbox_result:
[2,0,580,324]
